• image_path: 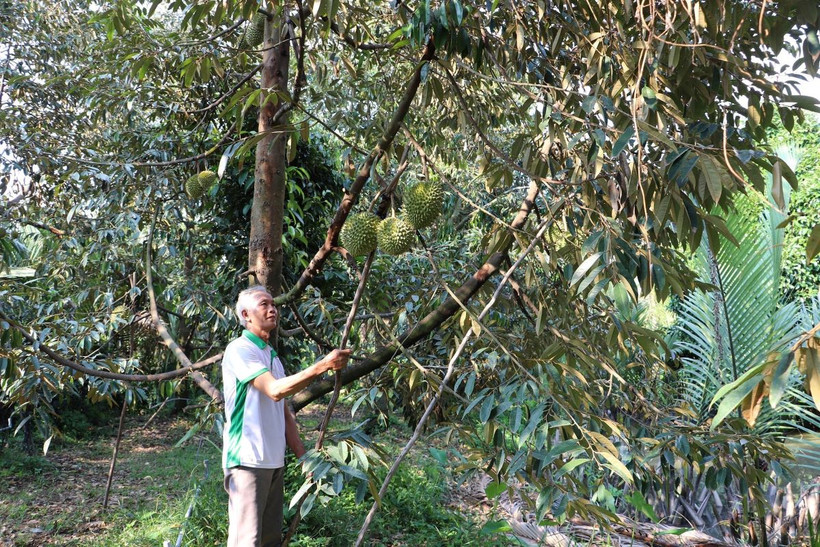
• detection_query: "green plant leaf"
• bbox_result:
[485,480,506,499]
[806,223,820,265]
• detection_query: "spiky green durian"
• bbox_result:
[185,171,217,199]
[242,13,266,48]
[185,174,203,199]
[377,217,415,255]
[402,179,444,229]
[340,212,380,256]
[198,170,217,191]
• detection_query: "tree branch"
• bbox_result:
[145,208,223,402]
[0,308,222,382]
[185,64,263,115]
[286,302,334,352]
[328,19,392,51]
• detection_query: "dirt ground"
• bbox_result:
[0,415,201,547]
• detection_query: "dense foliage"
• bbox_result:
[2,0,820,543]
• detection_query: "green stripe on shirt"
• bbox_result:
[225,369,266,468]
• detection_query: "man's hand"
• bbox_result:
[321,348,351,373]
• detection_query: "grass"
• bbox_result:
[0,405,511,546]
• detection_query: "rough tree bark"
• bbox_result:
[249,15,290,296]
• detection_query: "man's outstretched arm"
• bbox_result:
[251,349,350,402]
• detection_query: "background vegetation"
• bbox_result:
[2,0,820,545]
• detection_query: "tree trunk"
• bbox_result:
[249,16,290,296]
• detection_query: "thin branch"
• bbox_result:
[286,302,334,351]
[328,20,392,51]
[0,308,223,382]
[18,219,66,237]
[293,105,368,155]
[370,152,410,213]
[282,251,377,547]
[145,208,223,402]
[185,64,263,115]
[181,18,245,48]
[132,119,238,168]
[354,189,550,545]
[315,250,376,449]
[103,397,128,510]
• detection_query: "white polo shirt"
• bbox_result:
[221,330,287,469]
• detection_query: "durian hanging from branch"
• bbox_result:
[185,170,218,199]
[339,212,380,257]
[401,178,444,230]
[376,216,416,256]
[240,12,266,49]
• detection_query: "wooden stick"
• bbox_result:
[103,397,128,509]
[282,250,376,546]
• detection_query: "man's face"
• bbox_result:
[244,292,278,332]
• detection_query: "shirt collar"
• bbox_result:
[242,329,269,350]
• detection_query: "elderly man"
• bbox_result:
[222,285,350,547]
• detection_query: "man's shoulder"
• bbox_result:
[223,335,261,359]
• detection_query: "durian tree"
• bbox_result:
[3,0,820,539]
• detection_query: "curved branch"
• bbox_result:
[185,64,263,115]
[276,39,437,306]
[145,209,223,402]
[286,302,334,351]
[0,308,223,382]
[292,179,541,410]
[328,20,392,51]
[132,120,237,168]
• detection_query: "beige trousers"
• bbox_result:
[224,466,285,547]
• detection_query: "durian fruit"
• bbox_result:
[185,174,203,199]
[198,170,217,190]
[377,216,415,256]
[242,13,266,48]
[402,179,444,229]
[339,212,379,256]
[185,170,218,199]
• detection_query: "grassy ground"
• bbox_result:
[0,403,508,547]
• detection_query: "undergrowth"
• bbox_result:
[0,407,511,547]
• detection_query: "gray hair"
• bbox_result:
[235,285,273,327]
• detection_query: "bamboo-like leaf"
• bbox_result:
[806,223,820,265]
[769,352,794,408]
[711,374,763,429]
[571,252,603,287]
[600,452,633,483]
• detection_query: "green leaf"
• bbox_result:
[711,374,764,429]
[571,252,603,287]
[611,126,634,157]
[807,223,820,265]
[641,86,657,109]
[625,491,658,522]
[666,150,698,186]
[429,447,447,465]
[600,452,633,483]
[700,156,724,203]
[555,457,590,477]
[480,520,513,535]
[485,480,506,499]
[769,352,794,409]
